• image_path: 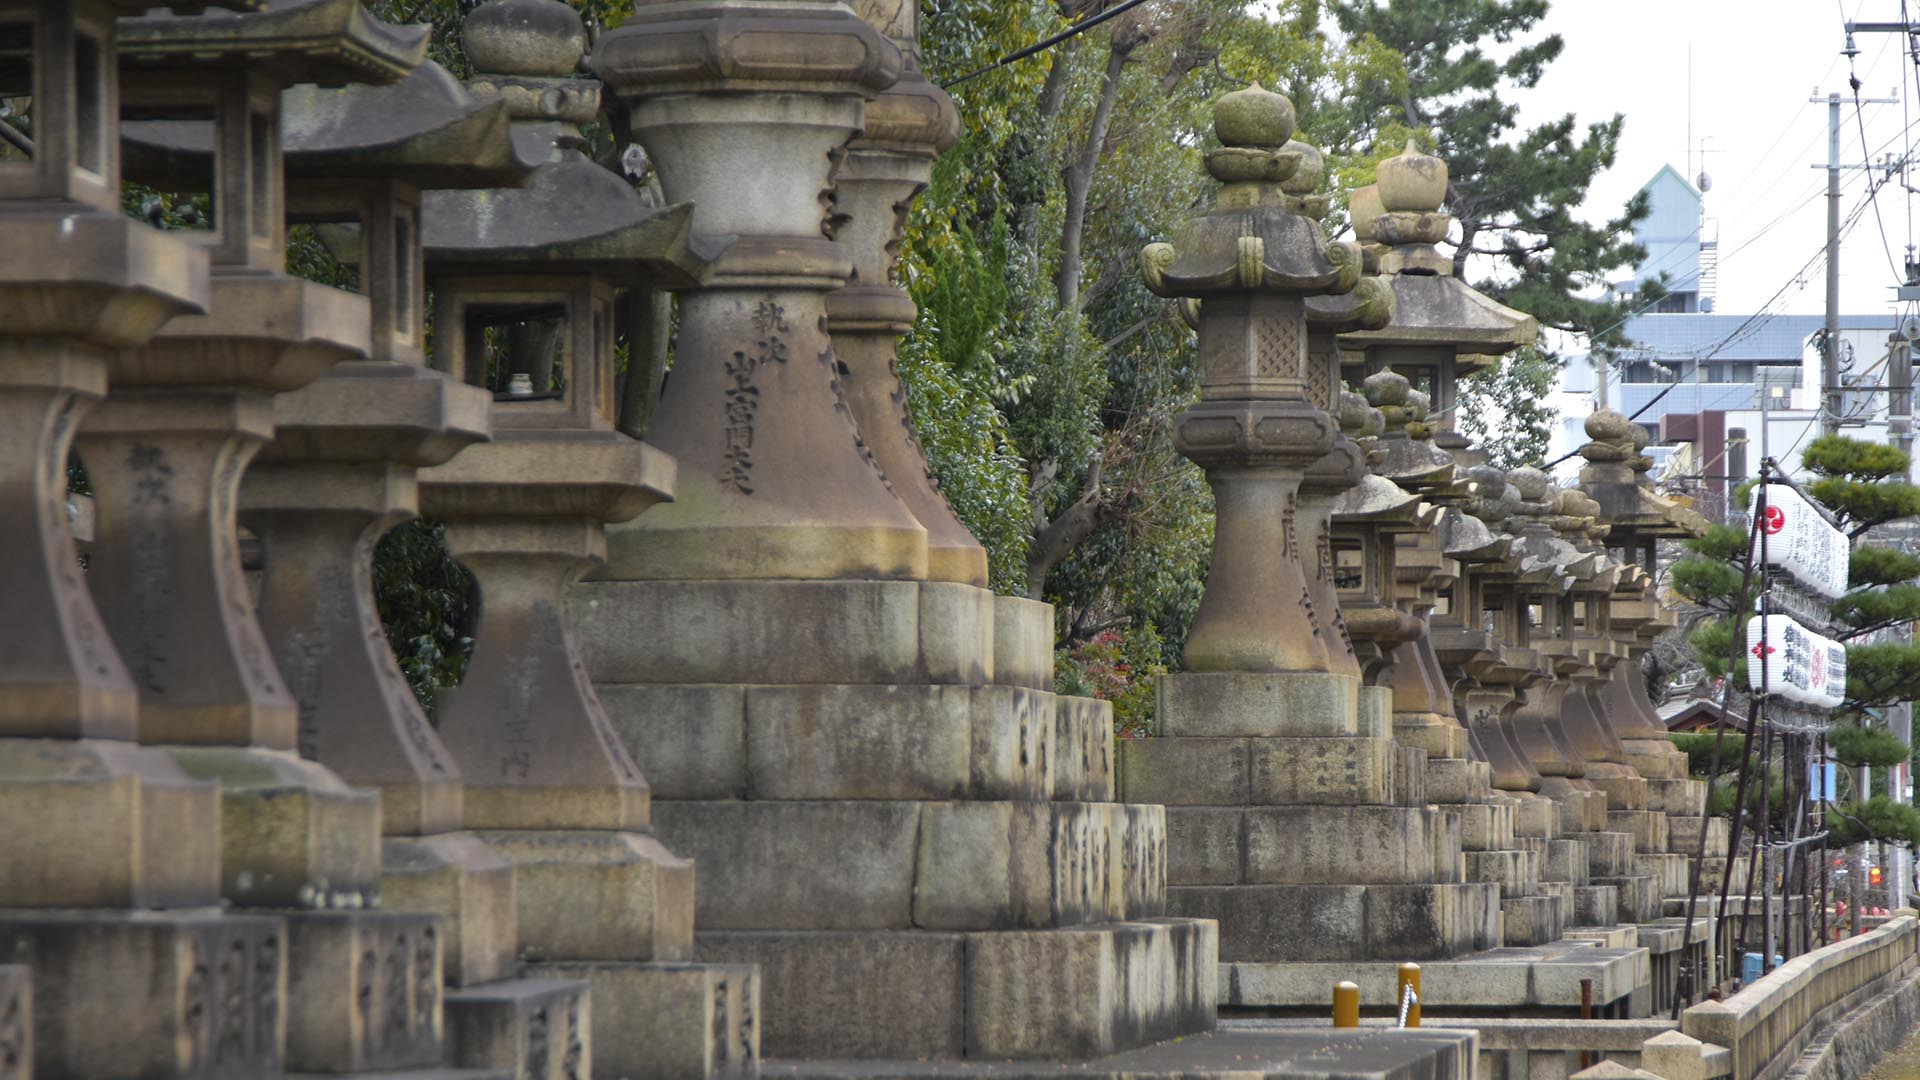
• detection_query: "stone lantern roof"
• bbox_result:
[119,0,428,85]
[420,0,715,287]
[1361,370,1454,488]
[1337,140,1538,370]
[1577,409,1709,540]
[1140,85,1361,299]
[280,62,541,186]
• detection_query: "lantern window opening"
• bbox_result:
[1333,540,1366,592]
[71,29,101,178]
[0,21,31,165]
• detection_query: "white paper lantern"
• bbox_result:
[1745,613,1847,707]
[1748,483,1849,599]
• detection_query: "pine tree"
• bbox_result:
[1329,0,1651,348]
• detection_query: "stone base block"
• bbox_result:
[1427,758,1493,805]
[654,799,1164,932]
[696,920,1214,1061]
[1584,831,1636,878]
[1572,885,1621,927]
[1544,839,1590,885]
[1166,807,1239,887]
[381,832,516,987]
[444,977,592,1080]
[1510,796,1560,840]
[963,918,1216,1060]
[1358,686,1393,738]
[1621,739,1690,780]
[1540,881,1575,926]
[1168,882,1499,962]
[1450,800,1515,852]
[0,738,222,908]
[1393,745,1430,808]
[1595,874,1663,924]
[1393,714,1471,759]
[1120,735,1406,808]
[1608,810,1670,852]
[1155,672,1363,739]
[1465,848,1538,893]
[520,962,756,1080]
[993,594,1055,691]
[1053,695,1116,802]
[1238,805,1459,885]
[1501,894,1563,946]
[284,910,443,1073]
[1648,778,1707,816]
[1553,790,1611,834]
[1588,770,1648,812]
[472,829,693,964]
[0,908,283,1079]
[575,579,997,687]
[166,746,381,908]
[1668,815,1729,858]
[1633,852,1691,899]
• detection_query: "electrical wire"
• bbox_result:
[941,0,1154,89]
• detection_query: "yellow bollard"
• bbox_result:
[1332,980,1360,1028]
[1396,962,1422,1027]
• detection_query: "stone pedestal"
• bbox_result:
[578,579,1213,1059]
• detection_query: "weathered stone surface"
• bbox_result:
[1156,672,1361,738]
[1170,882,1497,962]
[444,976,592,1080]
[1250,736,1400,805]
[1165,807,1244,886]
[0,910,284,1080]
[472,829,693,963]
[599,682,747,799]
[283,910,443,1074]
[655,800,921,930]
[577,580,986,686]
[0,738,221,909]
[746,684,974,801]
[1117,738,1251,806]
[167,745,382,908]
[0,966,23,1080]
[521,961,758,1080]
[993,595,1055,691]
[696,930,967,1060]
[380,831,517,987]
[1242,805,1454,885]
[962,919,1217,1060]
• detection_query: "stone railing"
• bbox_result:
[1673,914,1920,1080]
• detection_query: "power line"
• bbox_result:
[941,0,1154,90]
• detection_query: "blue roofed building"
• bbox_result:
[1546,165,1900,521]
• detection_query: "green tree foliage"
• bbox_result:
[1826,795,1920,849]
[1456,345,1557,470]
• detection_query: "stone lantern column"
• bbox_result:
[594,0,925,584]
[0,4,284,1075]
[232,64,527,991]
[1130,85,1498,967]
[92,1,431,912]
[824,16,988,587]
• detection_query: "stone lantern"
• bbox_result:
[97,0,425,914]
[589,2,1211,1061]
[1136,84,1498,967]
[0,2,284,1075]
[415,4,758,1074]
[246,63,527,987]
[1338,140,1536,460]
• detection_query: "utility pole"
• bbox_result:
[1819,90,1843,438]
[1809,89,1895,433]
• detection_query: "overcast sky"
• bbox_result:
[1518,0,1920,320]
